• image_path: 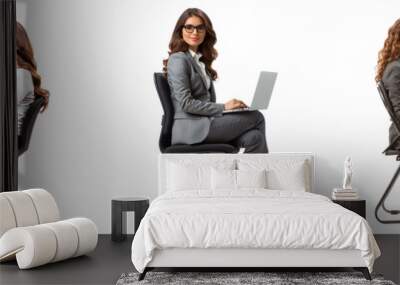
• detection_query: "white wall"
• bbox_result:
[17,0,400,233]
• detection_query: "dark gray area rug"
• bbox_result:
[116,272,396,285]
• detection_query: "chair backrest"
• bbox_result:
[377,81,400,133]
[154,72,174,152]
[0,189,60,237]
[377,81,400,156]
[18,96,45,156]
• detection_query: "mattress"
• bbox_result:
[131,189,380,273]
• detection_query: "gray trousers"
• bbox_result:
[203,110,268,153]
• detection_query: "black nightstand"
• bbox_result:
[111,197,149,242]
[332,199,366,218]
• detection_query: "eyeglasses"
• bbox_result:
[183,24,206,34]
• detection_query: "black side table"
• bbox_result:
[111,197,149,242]
[332,199,366,219]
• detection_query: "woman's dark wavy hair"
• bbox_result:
[376,18,400,82]
[16,22,49,111]
[163,8,218,80]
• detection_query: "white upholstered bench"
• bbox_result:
[0,188,98,269]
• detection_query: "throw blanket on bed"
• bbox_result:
[131,190,380,273]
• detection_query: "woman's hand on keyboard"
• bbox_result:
[224,99,247,110]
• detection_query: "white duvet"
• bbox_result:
[131,190,380,273]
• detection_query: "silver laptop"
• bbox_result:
[223,71,278,114]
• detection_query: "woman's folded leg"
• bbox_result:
[203,110,268,153]
[233,129,268,153]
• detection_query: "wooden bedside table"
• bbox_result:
[332,199,366,218]
[111,197,149,241]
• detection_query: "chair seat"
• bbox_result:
[384,149,400,160]
[385,149,400,155]
[18,96,45,156]
[165,143,237,153]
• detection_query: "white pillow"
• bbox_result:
[211,169,267,190]
[166,159,235,191]
[238,158,310,192]
[211,168,236,190]
[237,169,267,189]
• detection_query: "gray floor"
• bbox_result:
[0,235,399,285]
[375,235,400,284]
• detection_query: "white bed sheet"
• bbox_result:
[131,190,380,273]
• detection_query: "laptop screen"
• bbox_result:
[251,71,278,109]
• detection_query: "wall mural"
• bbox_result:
[16,21,50,156]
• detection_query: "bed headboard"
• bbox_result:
[158,153,315,195]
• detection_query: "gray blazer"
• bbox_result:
[382,59,400,150]
[167,51,224,145]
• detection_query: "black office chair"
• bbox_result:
[153,72,237,153]
[375,81,400,223]
[18,95,45,156]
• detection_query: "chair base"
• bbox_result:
[375,164,400,224]
[164,143,237,153]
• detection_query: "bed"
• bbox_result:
[131,153,381,280]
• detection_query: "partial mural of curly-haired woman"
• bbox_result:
[376,18,400,83]
[376,18,400,151]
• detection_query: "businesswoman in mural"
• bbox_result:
[163,8,268,153]
[376,18,400,151]
[16,22,49,136]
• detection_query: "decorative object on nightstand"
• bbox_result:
[111,197,149,242]
[331,156,359,200]
[342,156,353,190]
[332,188,359,200]
[332,199,366,218]
[331,157,366,218]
